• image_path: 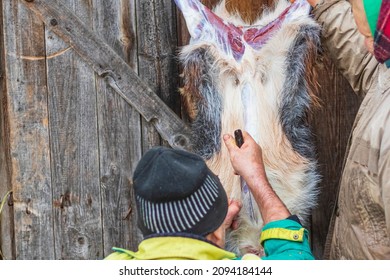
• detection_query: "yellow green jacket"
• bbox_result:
[105,219,314,260]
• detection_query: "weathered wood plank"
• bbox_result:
[93,0,142,256]
[23,0,191,151]
[45,0,103,260]
[3,0,55,259]
[136,0,181,152]
[310,56,363,259]
[0,0,14,260]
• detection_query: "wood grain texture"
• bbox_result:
[136,0,181,152]
[3,0,55,259]
[0,0,14,260]
[93,0,142,257]
[45,0,103,260]
[310,56,363,259]
[24,0,191,151]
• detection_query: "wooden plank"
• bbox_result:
[2,0,55,259]
[45,0,103,260]
[93,0,142,256]
[310,57,363,259]
[136,0,181,152]
[23,0,192,151]
[0,0,14,260]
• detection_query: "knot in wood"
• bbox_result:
[7,192,14,207]
[50,18,58,26]
[172,134,191,150]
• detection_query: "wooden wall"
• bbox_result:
[0,0,14,260]
[0,0,180,260]
[0,0,362,259]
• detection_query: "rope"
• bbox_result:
[0,191,12,260]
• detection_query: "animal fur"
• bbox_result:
[178,0,321,255]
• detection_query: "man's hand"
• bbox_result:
[223,200,242,230]
[223,131,268,187]
[223,130,291,224]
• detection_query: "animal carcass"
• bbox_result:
[175,0,321,255]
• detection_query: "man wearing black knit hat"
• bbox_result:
[105,132,314,260]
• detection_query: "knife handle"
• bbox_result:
[234,129,244,148]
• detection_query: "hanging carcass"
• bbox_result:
[175,0,321,255]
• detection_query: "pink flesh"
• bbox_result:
[175,0,310,61]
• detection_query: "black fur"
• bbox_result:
[279,25,321,161]
[184,48,222,159]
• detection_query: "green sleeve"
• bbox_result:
[260,219,315,260]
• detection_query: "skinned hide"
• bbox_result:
[176,0,321,255]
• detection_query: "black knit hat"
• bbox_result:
[133,146,228,236]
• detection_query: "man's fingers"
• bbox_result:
[224,133,242,176]
[242,131,254,143]
[231,219,240,230]
[224,200,242,229]
[223,134,238,152]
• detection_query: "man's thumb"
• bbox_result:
[223,134,237,152]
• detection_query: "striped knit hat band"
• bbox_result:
[137,174,222,234]
[133,146,228,237]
